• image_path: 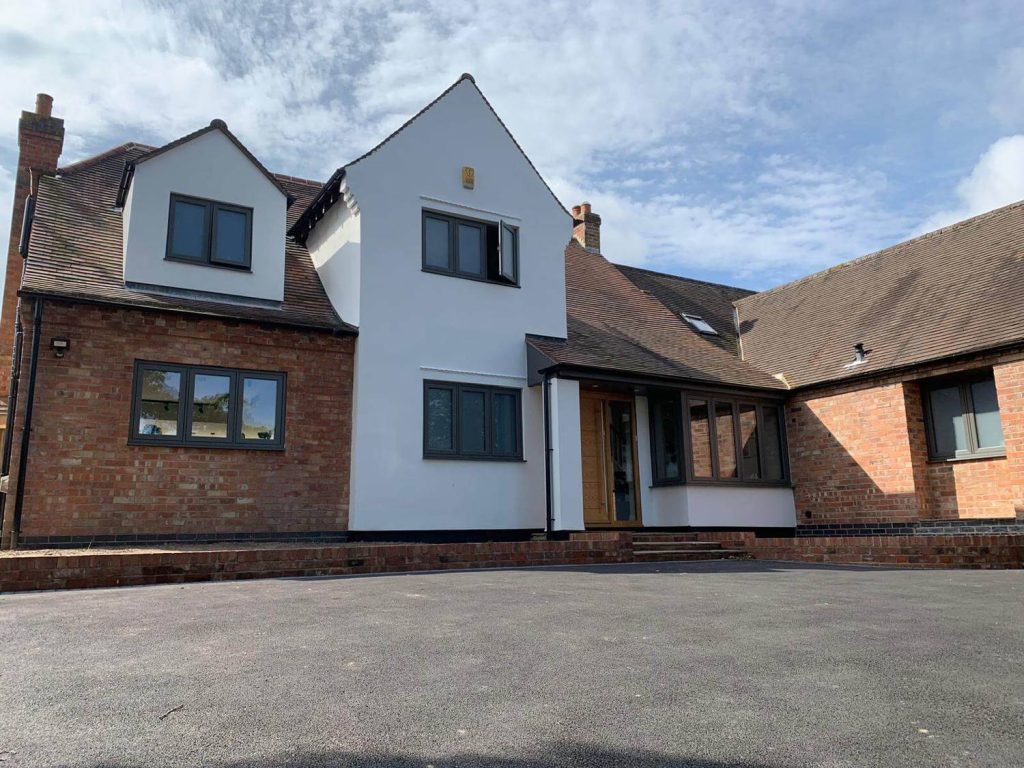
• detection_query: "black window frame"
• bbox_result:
[648,390,685,485]
[129,360,286,450]
[670,391,789,487]
[423,380,523,461]
[421,209,519,287]
[921,370,1005,461]
[166,193,253,271]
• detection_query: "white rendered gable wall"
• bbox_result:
[122,129,287,302]
[312,79,571,530]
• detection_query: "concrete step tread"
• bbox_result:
[632,540,723,549]
[633,548,742,555]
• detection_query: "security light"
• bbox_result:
[49,336,70,358]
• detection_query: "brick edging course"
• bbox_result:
[696,531,1024,569]
[0,533,634,593]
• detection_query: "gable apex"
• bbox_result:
[115,120,292,208]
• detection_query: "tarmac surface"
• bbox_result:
[2,560,1022,767]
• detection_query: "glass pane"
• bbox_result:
[213,208,248,265]
[738,404,760,480]
[241,378,278,441]
[928,385,967,456]
[170,200,206,260]
[607,401,637,521]
[424,216,450,270]
[460,390,486,454]
[688,399,713,478]
[715,401,738,479]
[652,396,681,481]
[457,222,483,275]
[138,369,180,436]
[426,387,454,452]
[971,378,1004,449]
[492,392,518,456]
[500,223,517,282]
[761,406,784,481]
[191,373,231,438]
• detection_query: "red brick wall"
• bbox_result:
[788,381,919,524]
[788,352,1024,525]
[1,301,354,543]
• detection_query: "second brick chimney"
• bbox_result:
[0,93,65,395]
[572,202,601,252]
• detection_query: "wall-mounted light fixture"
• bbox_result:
[49,336,70,358]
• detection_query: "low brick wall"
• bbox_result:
[0,533,633,593]
[703,531,1024,569]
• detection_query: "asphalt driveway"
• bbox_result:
[1,561,1022,767]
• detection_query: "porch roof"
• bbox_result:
[527,242,786,392]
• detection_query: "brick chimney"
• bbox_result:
[572,202,601,252]
[0,94,64,394]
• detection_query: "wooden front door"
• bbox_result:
[580,391,642,527]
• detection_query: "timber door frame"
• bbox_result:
[579,390,643,528]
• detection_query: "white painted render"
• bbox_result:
[305,198,361,326]
[548,378,585,531]
[122,129,287,302]
[318,79,570,530]
[634,395,796,527]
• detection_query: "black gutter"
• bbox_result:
[542,371,554,534]
[541,362,789,399]
[16,291,358,337]
[0,301,25,544]
[9,298,43,547]
[787,339,1024,395]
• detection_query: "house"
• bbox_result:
[0,75,1020,549]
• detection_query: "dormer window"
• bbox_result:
[681,313,718,335]
[167,193,252,270]
[422,210,518,286]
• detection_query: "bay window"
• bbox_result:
[649,391,787,484]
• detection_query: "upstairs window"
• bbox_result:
[167,193,252,270]
[922,370,1005,460]
[131,361,285,449]
[422,210,518,286]
[423,380,522,460]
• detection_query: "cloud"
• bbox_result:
[551,156,912,289]
[0,0,1022,298]
[990,47,1024,127]
[917,135,1024,234]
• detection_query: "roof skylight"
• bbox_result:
[681,313,718,336]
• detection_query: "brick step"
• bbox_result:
[631,533,722,543]
[633,548,748,562]
[630,540,724,551]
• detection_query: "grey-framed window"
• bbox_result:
[922,370,1005,461]
[423,380,522,460]
[167,193,253,270]
[648,391,684,484]
[421,210,518,286]
[130,361,285,450]
[678,393,787,484]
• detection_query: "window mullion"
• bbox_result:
[452,383,462,455]
[731,400,742,482]
[707,399,720,480]
[960,381,981,454]
[229,371,241,444]
[755,405,766,481]
[484,389,493,456]
[204,201,215,264]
